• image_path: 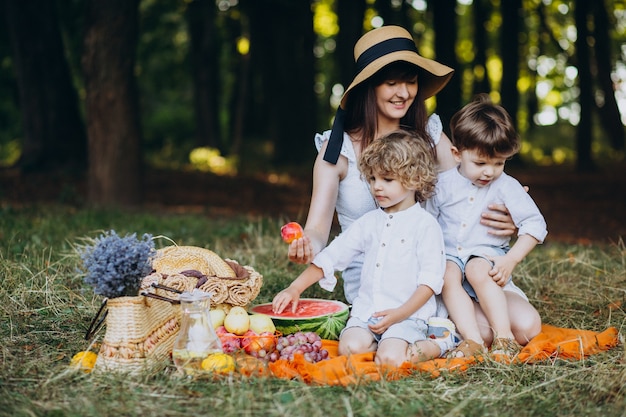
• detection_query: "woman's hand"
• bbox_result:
[287,235,315,264]
[480,203,517,237]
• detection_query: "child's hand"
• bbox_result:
[488,255,518,286]
[272,288,301,314]
[368,309,402,334]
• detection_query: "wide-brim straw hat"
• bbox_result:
[340,25,454,108]
[323,26,454,164]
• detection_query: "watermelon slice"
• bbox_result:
[249,298,349,340]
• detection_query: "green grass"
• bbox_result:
[0,205,624,417]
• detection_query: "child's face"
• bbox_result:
[374,75,418,125]
[453,149,508,187]
[367,172,416,212]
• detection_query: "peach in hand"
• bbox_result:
[280,222,303,243]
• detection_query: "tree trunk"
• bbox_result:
[574,0,595,171]
[228,13,251,157]
[431,0,461,132]
[472,0,491,96]
[82,0,143,205]
[500,0,522,131]
[186,0,220,149]
[245,0,316,165]
[336,0,366,89]
[375,0,410,28]
[592,0,624,150]
[3,0,86,172]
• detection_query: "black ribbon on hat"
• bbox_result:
[323,37,419,164]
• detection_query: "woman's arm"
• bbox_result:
[288,140,344,264]
[434,132,457,172]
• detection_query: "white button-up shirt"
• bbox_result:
[425,167,548,262]
[313,203,445,323]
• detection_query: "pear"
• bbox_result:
[228,306,248,316]
[209,308,226,329]
[224,308,250,335]
[248,313,276,334]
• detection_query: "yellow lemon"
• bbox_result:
[70,351,98,373]
[201,353,235,375]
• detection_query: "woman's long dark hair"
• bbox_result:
[343,62,431,153]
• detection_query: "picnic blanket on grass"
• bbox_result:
[266,324,621,386]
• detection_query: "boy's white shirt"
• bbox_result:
[312,203,446,323]
[424,167,548,262]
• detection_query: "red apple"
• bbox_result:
[280,222,303,244]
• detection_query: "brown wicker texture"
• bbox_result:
[94,273,195,374]
[198,259,263,307]
[152,245,237,278]
[153,246,263,308]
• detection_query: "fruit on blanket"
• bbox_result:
[249,299,349,340]
[223,307,250,335]
[215,326,242,353]
[201,352,235,374]
[280,222,303,243]
[241,330,277,358]
[209,308,226,329]
[249,313,276,334]
[70,351,98,373]
[269,331,329,363]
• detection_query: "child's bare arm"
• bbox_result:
[368,285,435,334]
[272,264,324,314]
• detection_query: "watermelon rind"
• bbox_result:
[249,298,349,341]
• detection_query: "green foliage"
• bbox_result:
[1,1,625,171]
[0,206,624,416]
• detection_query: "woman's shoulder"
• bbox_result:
[314,130,356,161]
[427,113,443,145]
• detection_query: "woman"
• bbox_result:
[288,26,539,348]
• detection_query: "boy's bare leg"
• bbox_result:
[465,258,515,340]
[338,327,377,357]
[442,261,485,346]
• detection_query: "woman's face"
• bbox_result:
[374,75,418,125]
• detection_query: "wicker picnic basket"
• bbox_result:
[91,246,263,373]
[93,272,196,373]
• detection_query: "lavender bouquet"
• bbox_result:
[78,230,156,298]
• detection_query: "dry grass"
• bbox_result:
[0,205,624,417]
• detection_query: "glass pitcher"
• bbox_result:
[172,289,223,375]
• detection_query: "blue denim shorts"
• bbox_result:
[447,246,512,302]
[341,315,429,344]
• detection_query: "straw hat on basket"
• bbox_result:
[324,25,455,164]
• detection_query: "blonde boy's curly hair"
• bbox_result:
[359,130,437,203]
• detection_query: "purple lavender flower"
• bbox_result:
[79,230,155,298]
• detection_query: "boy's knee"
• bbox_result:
[465,260,491,286]
[374,350,403,367]
[338,338,372,357]
[513,310,542,344]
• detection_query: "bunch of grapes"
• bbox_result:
[268,331,330,363]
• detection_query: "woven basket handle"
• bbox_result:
[85,298,108,341]
[84,283,183,341]
[140,282,182,304]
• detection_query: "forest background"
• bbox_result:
[0,0,625,244]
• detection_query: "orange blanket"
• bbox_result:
[267,324,620,386]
